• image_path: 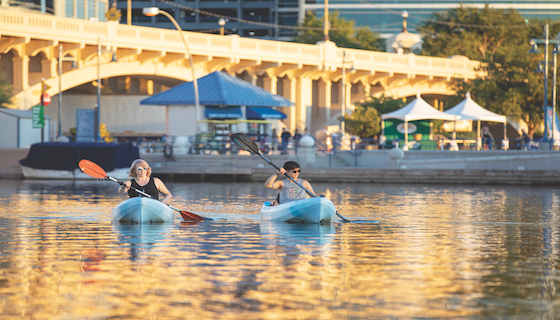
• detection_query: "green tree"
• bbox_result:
[0,75,14,108]
[293,11,384,51]
[346,94,406,138]
[420,5,560,136]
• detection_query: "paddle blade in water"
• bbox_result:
[230,133,260,155]
[79,159,108,179]
[180,210,208,221]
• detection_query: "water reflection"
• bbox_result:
[0,180,560,318]
[112,223,173,262]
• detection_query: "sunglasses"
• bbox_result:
[137,167,149,171]
[290,170,301,173]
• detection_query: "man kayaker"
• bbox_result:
[118,159,172,204]
[264,161,316,204]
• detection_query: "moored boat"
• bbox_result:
[111,197,175,223]
[19,142,138,180]
[259,197,336,224]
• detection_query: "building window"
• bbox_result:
[66,0,74,18]
[77,0,85,19]
[98,1,106,21]
[88,0,95,20]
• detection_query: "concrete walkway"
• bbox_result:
[4,148,560,185]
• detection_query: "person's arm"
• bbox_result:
[154,178,172,204]
[264,168,286,189]
[302,180,316,197]
[118,180,132,194]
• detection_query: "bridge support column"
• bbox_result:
[12,55,29,93]
[282,77,297,131]
[317,80,331,120]
[296,76,313,131]
[262,75,277,95]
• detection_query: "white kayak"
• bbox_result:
[259,197,336,224]
[111,197,175,224]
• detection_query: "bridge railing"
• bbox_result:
[1,10,481,79]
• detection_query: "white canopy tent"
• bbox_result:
[381,92,456,146]
[444,92,507,150]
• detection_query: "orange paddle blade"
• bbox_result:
[180,210,205,221]
[78,159,108,179]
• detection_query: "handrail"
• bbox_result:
[308,136,361,167]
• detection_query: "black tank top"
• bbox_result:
[128,177,159,200]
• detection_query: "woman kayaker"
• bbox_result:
[264,161,316,204]
[118,159,172,204]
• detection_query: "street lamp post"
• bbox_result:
[143,7,200,133]
[529,24,560,149]
[57,44,77,138]
[218,18,226,36]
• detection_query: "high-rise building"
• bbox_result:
[2,0,109,21]
[115,0,560,40]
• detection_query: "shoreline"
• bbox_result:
[3,148,560,185]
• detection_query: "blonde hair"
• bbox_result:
[128,159,152,178]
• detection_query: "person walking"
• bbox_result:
[280,128,292,154]
[271,128,279,153]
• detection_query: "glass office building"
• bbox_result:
[115,0,560,39]
[303,0,560,36]
[3,0,109,21]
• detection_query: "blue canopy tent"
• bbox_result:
[141,71,294,108]
[140,71,293,138]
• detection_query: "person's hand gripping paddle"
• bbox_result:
[230,133,351,222]
[78,159,210,221]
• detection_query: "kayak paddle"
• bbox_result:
[230,133,351,222]
[78,159,210,221]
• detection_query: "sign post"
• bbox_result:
[38,80,51,142]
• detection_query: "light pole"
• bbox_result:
[57,44,77,138]
[96,38,117,142]
[218,18,226,36]
[529,24,560,149]
[143,7,200,133]
[323,0,329,41]
[553,44,559,147]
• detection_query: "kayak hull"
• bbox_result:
[259,197,336,224]
[111,197,174,223]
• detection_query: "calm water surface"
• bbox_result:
[0,179,559,319]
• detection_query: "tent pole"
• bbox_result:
[477,120,481,151]
[404,119,408,147]
[453,119,456,140]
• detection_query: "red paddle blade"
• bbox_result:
[79,159,109,179]
[180,210,206,221]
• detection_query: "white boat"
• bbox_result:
[259,197,336,224]
[111,197,175,223]
[20,166,130,180]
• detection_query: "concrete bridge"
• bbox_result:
[0,9,482,137]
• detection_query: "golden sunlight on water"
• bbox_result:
[0,180,559,318]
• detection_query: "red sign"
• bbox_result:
[41,93,51,106]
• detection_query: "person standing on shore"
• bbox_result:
[264,161,316,205]
[271,128,279,152]
[481,126,493,150]
[281,128,292,154]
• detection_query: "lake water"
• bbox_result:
[0,179,559,319]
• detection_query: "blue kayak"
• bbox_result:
[259,197,336,224]
[111,197,174,223]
